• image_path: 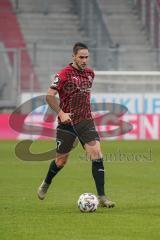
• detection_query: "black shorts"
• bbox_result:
[56,119,100,154]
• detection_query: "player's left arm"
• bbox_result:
[46,87,71,124]
[46,88,60,114]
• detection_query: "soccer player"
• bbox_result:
[37,42,115,208]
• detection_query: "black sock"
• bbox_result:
[92,158,105,196]
[45,160,63,184]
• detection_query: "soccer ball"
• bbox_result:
[77,193,99,212]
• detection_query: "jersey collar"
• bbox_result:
[69,63,85,72]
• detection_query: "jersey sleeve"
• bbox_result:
[91,69,95,80]
[50,73,65,92]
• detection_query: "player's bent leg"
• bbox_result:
[37,153,69,200]
[38,124,77,200]
[84,140,116,208]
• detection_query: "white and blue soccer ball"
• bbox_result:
[77,193,99,212]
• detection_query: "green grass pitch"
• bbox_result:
[0,140,160,240]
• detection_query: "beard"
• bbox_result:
[75,62,86,71]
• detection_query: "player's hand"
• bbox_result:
[58,110,72,124]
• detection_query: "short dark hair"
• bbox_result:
[73,42,88,55]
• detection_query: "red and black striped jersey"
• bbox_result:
[50,63,94,124]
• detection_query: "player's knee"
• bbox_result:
[56,154,69,167]
[56,158,67,167]
[85,141,102,160]
[88,149,102,160]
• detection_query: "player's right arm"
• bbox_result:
[46,88,71,124]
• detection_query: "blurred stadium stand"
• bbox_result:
[98,0,158,71]
[0,43,11,100]
[0,0,39,93]
[0,0,160,110]
[10,0,94,91]
[0,41,18,108]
